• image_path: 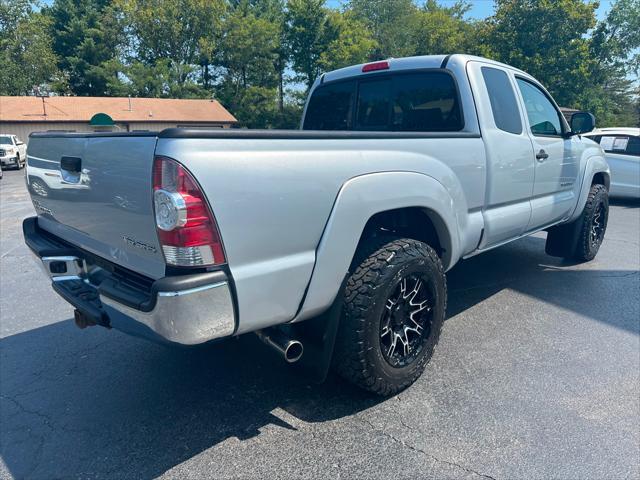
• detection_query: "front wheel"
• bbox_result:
[573,183,609,261]
[332,238,447,396]
[545,183,609,262]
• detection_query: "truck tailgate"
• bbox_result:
[26,134,166,279]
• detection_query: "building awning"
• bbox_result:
[89,113,114,126]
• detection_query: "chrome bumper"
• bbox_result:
[25,217,236,345]
[101,280,235,345]
[1,155,18,165]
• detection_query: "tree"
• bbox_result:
[585,0,640,126]
[46,0,124,96]
[285,0,333,91]
[216,3,281,126]
[117,0,226,97]
[346,0,418,60]
[0,1,60,95]
[319,11,376,72]
[411,0,475,56]
[241,0,288,113]
[486,0,598,108]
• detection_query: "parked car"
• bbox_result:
[23,55,609,395]
[583,128,640,198]
[0,134,27,169]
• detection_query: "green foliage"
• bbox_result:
[319,11,377,72]
[285,0,332,90]
[485,0,598,107]
[584,0,640,126]
[116,0,226,97]
[412,0,474,56]
[45,0,124,95]
[215,3,282,125]
[0,1,60,95]
[1,0,638,127]
[346,0,418,59]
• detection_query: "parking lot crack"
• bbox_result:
[1,393,55,430]
[357,417,497,480]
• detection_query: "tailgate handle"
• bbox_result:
[61,156,82,173]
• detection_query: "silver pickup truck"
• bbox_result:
[24,55,609,395]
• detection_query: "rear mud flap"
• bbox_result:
[291,276,347,384]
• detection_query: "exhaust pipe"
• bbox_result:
[255,328,304,363]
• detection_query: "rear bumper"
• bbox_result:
[23,217,236,345]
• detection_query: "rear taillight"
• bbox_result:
[152,156,226,267]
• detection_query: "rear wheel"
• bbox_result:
[332,238,446,396]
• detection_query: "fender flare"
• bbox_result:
[568,154,610,223]
[293,171,464,322]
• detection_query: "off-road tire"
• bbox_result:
[573,183,608,261]
[333,238,446,396]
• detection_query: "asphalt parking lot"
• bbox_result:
[1,168,639,479]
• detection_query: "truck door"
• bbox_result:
[514,78,579,230]
[467,62,535,248]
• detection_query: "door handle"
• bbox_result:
[536,149,549,161]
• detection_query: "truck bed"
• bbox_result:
[27,128,486,333]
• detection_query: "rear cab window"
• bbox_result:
[303,80,356,130]
[303,70,463,132]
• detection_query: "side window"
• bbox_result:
[356,78,392,130]
[516,78,563,136]
[599,135,640,156]
[303,80,356,130]
[481,67,522,134]
[627,136,640,156]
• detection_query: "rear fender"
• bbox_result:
[294,171,465,322]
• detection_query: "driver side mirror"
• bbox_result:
[570,112,595,135]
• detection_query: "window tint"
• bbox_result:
[627,136,640,156]
[303,80,355,130]
[0,136,11,144]
[481,67,522,134]
[303,71,462,132]
[356,79,392,130]
[598,135,640,156]
[390,72,462,131]
[516,78,562,136]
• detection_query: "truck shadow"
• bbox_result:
[447,235,639,336]
[609,197,640,208]
[1,236,638,479]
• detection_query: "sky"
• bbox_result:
[326,0,614,21]
[39,0,615,20]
